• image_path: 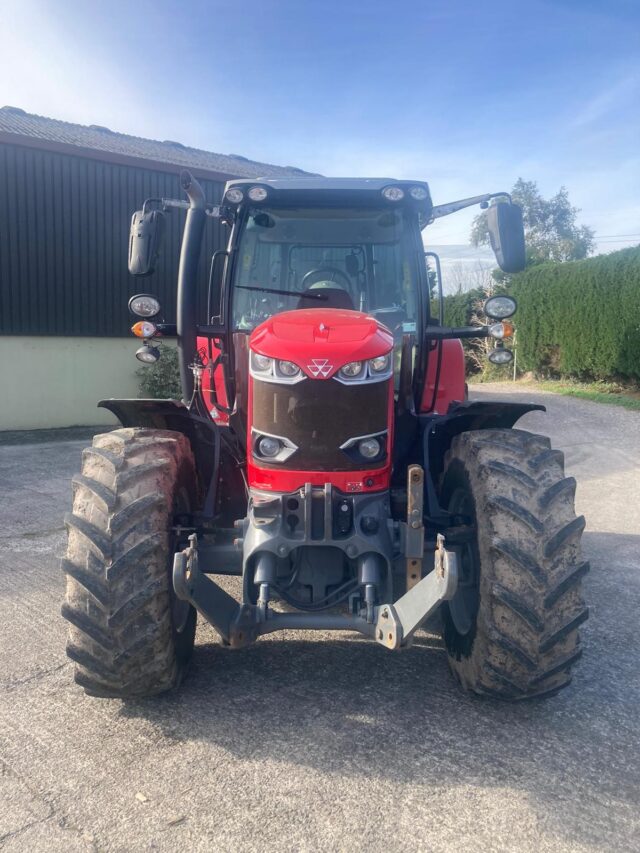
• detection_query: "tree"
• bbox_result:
[471,178,595,266]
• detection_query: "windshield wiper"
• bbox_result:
[235,285,327,301]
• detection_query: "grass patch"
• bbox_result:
[536,381,640,410]
[474,375,640,410]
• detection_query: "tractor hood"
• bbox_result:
[250,309,393,380]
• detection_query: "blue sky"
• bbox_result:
[1,0,639,252]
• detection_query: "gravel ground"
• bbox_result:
[0,384,639,852]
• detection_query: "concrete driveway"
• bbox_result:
[1,385,639,852]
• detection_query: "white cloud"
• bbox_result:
[570,69,640,129]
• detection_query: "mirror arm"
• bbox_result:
[142,196,221,217]
[425,325,491,340]
[430,191,512,221]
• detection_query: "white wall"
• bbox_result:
[0,336,146,430]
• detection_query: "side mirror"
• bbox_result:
[487,202,525,273]
[128,207,166,276]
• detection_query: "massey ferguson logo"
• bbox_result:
[307,358,333,378]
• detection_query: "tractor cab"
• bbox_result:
[204,179,435,423]
[223,178,431,344]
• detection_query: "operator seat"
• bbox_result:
[296,282,355,311]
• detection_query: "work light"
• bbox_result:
[225,188,244,204]
[488,346,513,364]
[382,186,405,201]
[128,294,161,318]
[248,186,268,202]
[409,186,429,200]
[135,344,161,364]
[484,295,517,319]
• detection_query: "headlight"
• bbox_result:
[359,438,381,459]
[128,294,161,318]
[488,347,513,365]
[369,354,390,373]
[340,431,387,461]
[225,188,244,204]
[409,185,429,200]
[248,186,268,201]
[382,186,405,201]
[252,430,298,463]
[131,321,157,338]
[251,353,273,372]
[484,295,517,319]
[340,361,364,378]
[135,344,161,364]
[258,436,281,457]
[278,360,300,377]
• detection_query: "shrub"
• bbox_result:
[136,344,182,398]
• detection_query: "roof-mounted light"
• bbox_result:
[225,188,244,204]
[409,186,429,200]
[248,186,268,202]
[382,186,405,202]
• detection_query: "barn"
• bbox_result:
[0,106,308,430]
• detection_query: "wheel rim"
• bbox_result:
[447,486,480,636]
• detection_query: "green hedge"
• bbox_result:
[441,247,640,381]
[510,247,640,380]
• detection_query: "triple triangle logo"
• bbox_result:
[307,358,333,378]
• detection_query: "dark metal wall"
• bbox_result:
[0,142,228,336]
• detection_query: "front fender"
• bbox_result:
[98,398,219,504]
[420,400,545,520]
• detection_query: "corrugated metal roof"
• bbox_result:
[0,106,313,179]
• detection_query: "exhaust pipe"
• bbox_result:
[177,170,207,402]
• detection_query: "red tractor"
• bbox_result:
[62,174,587,700]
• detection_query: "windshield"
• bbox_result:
[230,207,422,340]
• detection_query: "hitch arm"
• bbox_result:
[376,535,458,649]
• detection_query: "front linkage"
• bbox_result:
[173,525,458,651]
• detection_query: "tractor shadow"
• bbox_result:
[119,530,640,848]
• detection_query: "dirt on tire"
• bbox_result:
[62,428,197,698]
[440,428,588,699]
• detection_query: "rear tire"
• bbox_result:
[439,428,588,699]
[62,428,197,698]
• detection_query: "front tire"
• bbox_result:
[62,428,197,698]
[440,428,588,699]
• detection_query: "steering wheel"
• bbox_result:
[301,267,352,290]
[369,306,407,336]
